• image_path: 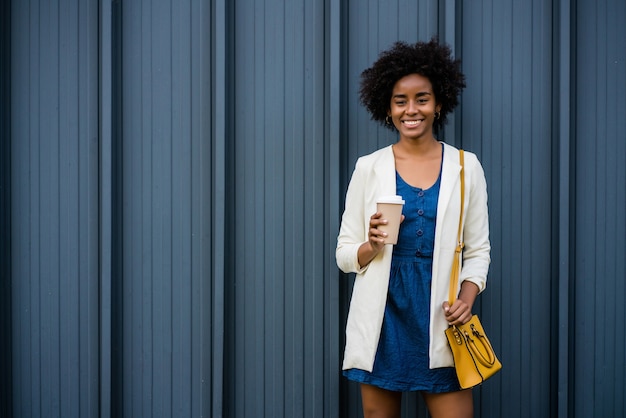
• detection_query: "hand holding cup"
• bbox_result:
[376,195,405,245]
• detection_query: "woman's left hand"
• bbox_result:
[442,299,473,326]
[442,281,479,326]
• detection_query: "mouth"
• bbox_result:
[402,119,423,128]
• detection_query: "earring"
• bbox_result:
[385,115,391,125]
[435,111,441,120]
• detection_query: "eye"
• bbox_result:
[394,100,406,106]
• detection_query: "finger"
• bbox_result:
[370,217,388,228]
[367,229,386,250]
[448,305,472,325]
[443,302,467,323]
[368,225,387,239]
[442,301,450,313]
[369,218,388,236]
[448,311,469,326]
[445,311,460,325]
[449,299,468,314]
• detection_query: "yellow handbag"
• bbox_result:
[444,150,502,389]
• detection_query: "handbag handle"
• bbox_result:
[465,325,497,367]
[448,149,465,306]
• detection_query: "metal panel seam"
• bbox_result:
[555,0,572,417]
[0,0,12,414]
[98,0,113,415]
[327,1,341,417]
[438,0,459,146]
[212,0,226,416]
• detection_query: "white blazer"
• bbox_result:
[336,142,490,370]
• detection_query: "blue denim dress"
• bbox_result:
[344,155,460,393]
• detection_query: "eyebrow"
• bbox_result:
[392,91,432,98]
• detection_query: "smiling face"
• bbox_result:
[388,73,441,143]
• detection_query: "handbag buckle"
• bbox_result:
[452,328,463,345]
[470,324,483,338]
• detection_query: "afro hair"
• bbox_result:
[359,37,466,133]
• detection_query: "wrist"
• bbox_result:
[458,281,479,307]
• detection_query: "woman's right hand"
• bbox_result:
[367,212,388,252]
[367,211,405,247]
[357,211,398,268]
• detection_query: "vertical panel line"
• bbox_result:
[554,0,572,417]
[98,0,113,415]
[0,0,12,414]
[438,0,459,146]
[212,0,226,415]
[328,0,341,416]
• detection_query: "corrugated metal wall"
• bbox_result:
[574,0,626,416]
[460,1,555,416]
[3,0,625,417]
[226,0,336,417]
[8,1,101,417]
[118,0,217,416]
[0,0,12,416]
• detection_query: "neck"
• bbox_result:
[395,136,440,156]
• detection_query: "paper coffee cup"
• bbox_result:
[376,195,405,245]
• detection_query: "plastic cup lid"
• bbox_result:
[377,195,405,204]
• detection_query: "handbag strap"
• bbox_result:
[448,149,465,306]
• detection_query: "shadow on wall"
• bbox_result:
[1,1,13,416]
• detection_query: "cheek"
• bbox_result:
[389,106,401,118]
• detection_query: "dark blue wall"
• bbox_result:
[9,1,101,416]
[3,0,625,417]
[574,1,626,416]
[1,0,12,416]
[227,0,333,415]
[116,0,221,415]
[461,1,555,416]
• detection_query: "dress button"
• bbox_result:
[418,191,425,197]
[417,209,424,216]
[417,230,424,236]
[415,250,421,257]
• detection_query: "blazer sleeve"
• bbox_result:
[336,158,369,274]
[460,153,491,292]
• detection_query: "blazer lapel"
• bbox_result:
[373,145,397,196]
[437,143,462,223]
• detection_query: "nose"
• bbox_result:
[407,100,418,114]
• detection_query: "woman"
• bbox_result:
[336,39,490,418]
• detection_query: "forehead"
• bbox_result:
[392,73,433,94]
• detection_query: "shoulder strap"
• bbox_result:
[448,149,465,305]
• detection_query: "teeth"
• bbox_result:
[403,120,421,126]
